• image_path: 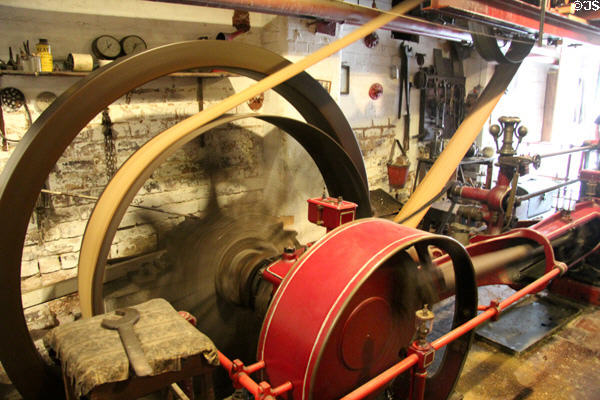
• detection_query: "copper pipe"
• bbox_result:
[154,0,471,42]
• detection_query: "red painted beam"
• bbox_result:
[430,0,600,45]
[152,0,471,42]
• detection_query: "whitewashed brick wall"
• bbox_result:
[0,4,498,390]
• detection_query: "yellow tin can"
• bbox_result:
[36,38,53,72]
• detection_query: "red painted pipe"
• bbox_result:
[218,350,232,370]
[433,266,560,350]
[340,354,419,400]
[271,381,294,396]
[218,351,293,399]
[340,264,563,400]
[154,0,470,42]
[218,351,262,397]
[458,186,490,203]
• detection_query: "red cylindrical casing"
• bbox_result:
[257,219,433,400]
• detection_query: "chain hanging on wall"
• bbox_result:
[102,108,117,179]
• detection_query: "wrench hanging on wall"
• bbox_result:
[398,43,412,151]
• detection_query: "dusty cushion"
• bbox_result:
[44,298,219,398]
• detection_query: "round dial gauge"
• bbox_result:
[120,35,147,56]
[92,35,121,59]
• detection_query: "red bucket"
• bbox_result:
[387,139,410,188]
[387,163,410,188]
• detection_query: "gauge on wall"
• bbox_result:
[92,35,122,59]
[120,35,147,56]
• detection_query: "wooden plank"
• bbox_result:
[541,68,558,142]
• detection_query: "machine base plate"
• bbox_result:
[476,293,581,354]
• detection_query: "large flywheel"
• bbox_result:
[0,38,478,400]
[0,40,370,399]
[77,113,370,380]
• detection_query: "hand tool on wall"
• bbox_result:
[395,43,534,227]
[7,47,16,70]
[0,106,7,151]
[398,43,412,150]
[23,41,30,57]
[101,308,153,377]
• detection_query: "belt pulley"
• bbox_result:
[0,40,370,399]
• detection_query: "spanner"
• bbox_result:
[101,308,153,377]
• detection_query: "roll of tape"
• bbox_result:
[68,53,94,72]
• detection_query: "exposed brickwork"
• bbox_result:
[353,120,397,190]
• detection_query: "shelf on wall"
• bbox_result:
[0,70,238,78]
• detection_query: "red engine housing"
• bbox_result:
[307,196,357,232]
[257,219,477,400]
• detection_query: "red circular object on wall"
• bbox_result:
[363,32,380,48]
[257,219,431,400]
[369,83,383,100]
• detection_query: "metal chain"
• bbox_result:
[102,108,117,179]
[40,189,202,219]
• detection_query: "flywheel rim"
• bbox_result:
[79,113,370,318]
[0,40,368,399]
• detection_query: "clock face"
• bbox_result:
[92,35,121,59]
[121,35,147,55]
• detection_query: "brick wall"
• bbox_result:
[0,5,337,346]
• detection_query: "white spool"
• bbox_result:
[68,53,94,72]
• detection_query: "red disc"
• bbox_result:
[340,296,393,371]
[258,219,430,400]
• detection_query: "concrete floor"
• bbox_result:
[455,303,600,400]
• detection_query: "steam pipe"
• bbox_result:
[154,0,471,42]
[537,144,598,159]
[517,178,580,202]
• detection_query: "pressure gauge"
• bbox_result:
[92,35,121,60]
[120,35,147,55]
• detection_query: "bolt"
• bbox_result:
[284,246,295,254]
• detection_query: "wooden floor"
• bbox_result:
[455,299,600,400]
